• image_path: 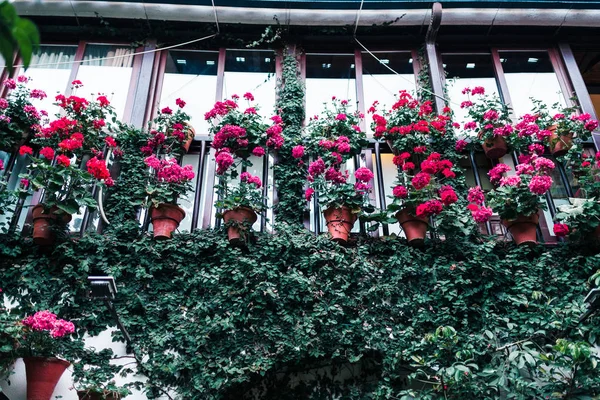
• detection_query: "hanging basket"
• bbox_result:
[182,122,195,153]
[222,207,257,246]
[481,135,508,159]
[31,205,72,246]
[502,213,539,246]
[24,357,70,400]
[396,209,428,247]
[548,125,572,157]
[323,206,357,245]
[150,204,185,240]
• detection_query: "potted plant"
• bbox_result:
[305,97,371,244]
[216,169,265,245]
[205,93,284,158]
[18,82,118,244]
[143,155,195,239]
[386,151,459,246]
[17,311,75,400]
[468,154,555,245]
[460,86,532,159]
[552,149,600,240]
[369,91,454,155]
[530,99,598,157]
[207,93,283,244]
[0,75,45,151]
[147,98,194,155]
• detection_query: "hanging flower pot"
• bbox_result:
[222,206,257,245]
[548,125,573,157]
[182,123,195,153]
[481,135,508,159]
[24,357,70,400]
[396,209,428,247]
[323,206,357,245]
[31,205,72,246]
[150,204,185,240]
[502,213,539,245]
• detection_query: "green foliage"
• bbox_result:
[0,1,39,73]
[1,225,600,398]
[273,50,307,224]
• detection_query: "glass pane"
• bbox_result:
[443,53,500,131]
[26,45,77,118]
[76,44,135,119]
[305,54,356,122]
[161,50,219,136]
[377,153,402,236]
[178,153,201,232]
[223,50,276,118]
[499,51,567,117]
[573,50,600,118]
[362,52,416,136]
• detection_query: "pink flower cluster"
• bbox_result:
[466,186,493,223]
[212,124,246,150]
[266,118,284,150]
[241,172,262,188]
[145,156,195,183]
[22,311,75,338]
[204,99,238,120]
[416,199,443,218]
[216,150,234,175]
[292,145,305,159]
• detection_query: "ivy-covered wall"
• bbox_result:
[1,50,600,400]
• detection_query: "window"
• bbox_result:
[160,50,219,136]
[499,51,567,117]
[223,50,276,116]
[305,54,357,122]
[75,44,135,119]
[443,53,500,129]
[26,45,77,117]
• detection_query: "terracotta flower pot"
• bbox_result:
[396,209,428,247]
[182,123,195,153]
[481,135,508,159]
[548,125,572,157]
[77,390,121,400]
[24,357,70,400]
[222,207,257,245]
[502,213,539,246]
[31,205,72,246]
[323,206,357,245]
[150,204,185,240]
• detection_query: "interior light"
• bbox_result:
[176,59,186,65]
[466,63,475,69]
[380,59,390,64]
[264,58,271,63]
[443,64,447,68]
[528,58,538,63]
[236,57,246,62]
[500,58,506,63]
[350,64,355,69]
[322,63,331,69]
[408,58,413,64]
[206,60,215,65]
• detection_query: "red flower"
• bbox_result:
[71,80,82,86]
[392,185,408,198]
[105,137,117,147]
[355,167,374,182]
[175,98,186,108]
[56,155,71,167]
[411,172,431,190]
[440,187,458,205]
[39,147,55,160]
[243,92,254,101]
[305,188,315,201]
[553,223,569,237]
[291,145,304,159]
[161,107,173,115]
[252,147,266,157]
[19,145,33,156]
[97,95,110,107]
[87,157,111,181]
